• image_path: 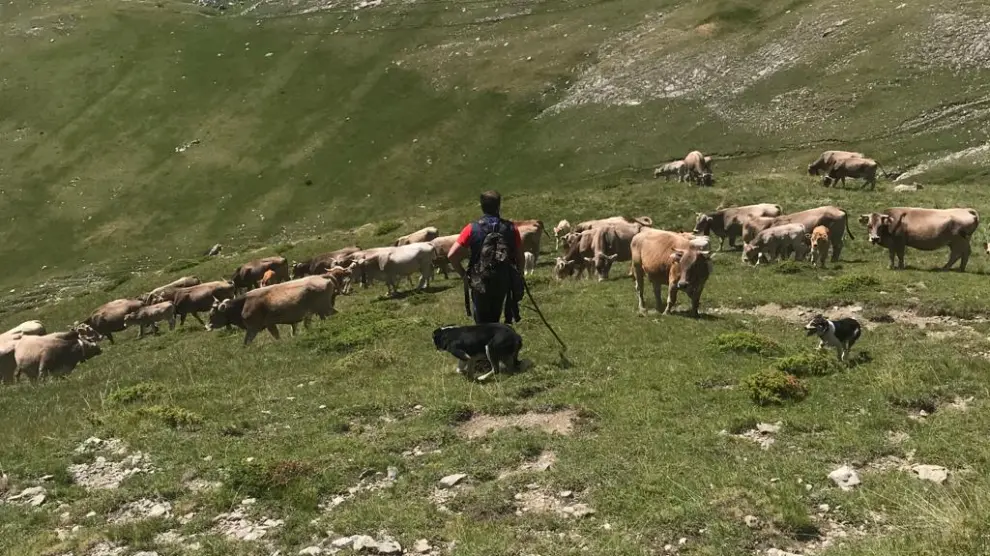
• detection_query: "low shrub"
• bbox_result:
[710,332,781,356]
[138,405,203,429]
[374,221,402,236]
[107,382,162,405]
[828,274,880,294]
[772,352,840,377]
[742,370,808,405]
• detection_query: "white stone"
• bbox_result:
[828,465,861,491]
[241,498,257,506]
[331,536,355,548]
[439,473,467,488]
[912,464,949,485]
[299,547,323,555]
[412,539,432,553]
[29,494,46,507]
[744,515,760,528]
[352,535,378,550]
[376,540,402,554]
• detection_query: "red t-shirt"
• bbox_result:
[456,222,523,249]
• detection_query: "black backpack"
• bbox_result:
[469,218,515,295]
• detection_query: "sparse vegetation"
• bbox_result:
[828,274,882,294]
[772,352,842,377]
[742,369,809,405]
[137,405,203,429]
[107,383,163,405]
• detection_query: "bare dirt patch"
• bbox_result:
[457,410,578,439]
[514,486,595,519]
[499,450,557,480]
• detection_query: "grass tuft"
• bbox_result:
[828,274,881,294]
[137,405,203,429]
[772,352,841,377]
[742,370,808,405]
[107,383,163,405]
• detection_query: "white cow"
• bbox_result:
[354,243,435,296]
[524,252,536,276]
[553,220,572,251]
[743,223,809,264]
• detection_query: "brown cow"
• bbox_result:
[231,257,289,293]
[743,206,854,262]
[825,157,884,189]
[742,223,808,265]
[206,275,338,345]
[584,220,646,281]
[861,208,980,271]
[123,301,176,338]
[430,235,460,279]
[809,226,831,268]
[683,151,713,186]
[394,226,439,247]
[512,220,551,269]
[631,230,713,316]
[82,299,145,344]
[554,229,596,280]
[11,331,102,382]
[321,265,355,294]
[572,216,653,234]
[141,276,200,305]
[292,247,362,279]
[694,203,783,250]
[807,150,865,183]
[172,280,236,327]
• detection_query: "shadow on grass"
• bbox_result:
[371,285,453,302]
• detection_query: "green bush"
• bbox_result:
[374,221,402,236]
[710,332,781,356]
[828,274,880,294]
[772,352,840,377]
[138,405,203,429]
[742,370,808,405]
[107,382,162,405]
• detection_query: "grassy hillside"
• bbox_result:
[4,0,990,555]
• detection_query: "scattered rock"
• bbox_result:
[767,549,804,556]
[514,488,595,518]
[744,514,760,528]
[68,445,155,490]
[0,474,7,494]
[887,431,910,444]
[376,539,402,554]
[212,510,284,542]
[828,465,861,491]
[299,547,323,555]
[412,539,432,553]
[559,490,573,498]
[457,410,578,439]
[439,474,467,488]
[110,499,172,524]
[29,493,46,507]
[727,422,781,450]
[947,396,974,411]
[911,464,949,485]
[352,535,378,550]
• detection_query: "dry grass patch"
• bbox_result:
[456,410,578,439]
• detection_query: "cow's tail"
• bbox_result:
[876,161,889,178]
[844,214,856,241]
[539,221,554,243]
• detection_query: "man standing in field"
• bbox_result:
[447,190,525,324]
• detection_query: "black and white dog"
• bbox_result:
[804,314,862,362]
[432,323,523,381]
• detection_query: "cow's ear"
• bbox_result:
[858,214,870,225]
[671,249,685,262]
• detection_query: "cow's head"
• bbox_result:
[292,262,309,279]
[741,243,761,265]
[700,173,714,187]
[206,298,231,331]
[78,339,102,361]
[862,213,902,245]
[72,322,102,343]
[584,253,619,281]
[807,162,820,176]
[562,232,582,251]
[671,248,712,291]
[553,220,571,237]
[694,213,713,236]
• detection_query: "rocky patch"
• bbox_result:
[723,422,781,450]
[499,450,556,480]
[68,437,155,490]
[318,467,397,512]
[110,498,172,523]
[2,485,48,507]
[212,499,284,542]
[456,410,578,439]
[514,486,594,519]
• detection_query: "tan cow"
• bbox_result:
[743,223,809,265]
[825,157,884,189]
[351,243,435,296]
[743,206,854,262]
[683,151,713,186]
[0,321,46,344]
[172,280,236,327]
[123,302,176,338]
[207,275,338,345]
[142,276,200,304]
[12,331,102,382]
[231,257,289,293]
[292,247,362,279]
[394,226,439,247]
[693,203,783,250]
[807,150,865,183]
[809,226,831,268]
[631,230,713,316]
[862,208,980,271]
[513,220,550,269]
[430,235,460,279]
[584,220,645,281]
[553,220,572,251]
[653,160,687,182]
[572,216,653,234]
[81,299,145,344]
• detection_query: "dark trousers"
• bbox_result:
[471,289,507,324]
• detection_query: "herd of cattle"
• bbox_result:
[0,149,981,384]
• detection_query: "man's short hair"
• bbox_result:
[480,190,502,216]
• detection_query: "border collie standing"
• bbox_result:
[804,314,862,362]
[432,323,522,381]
